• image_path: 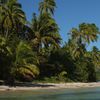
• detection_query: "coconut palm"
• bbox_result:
[31,13,61,53]
[15,64,39,82]
[11,41,40,82]
[0,0,26,38]
[91,46,100,68]
[39,0,56,15]
[68,23,99,58]
[67,38,86,59]
[70,23,99,44]
[14,41,38,65]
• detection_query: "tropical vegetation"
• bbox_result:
[0,0,100,85]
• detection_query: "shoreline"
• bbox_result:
[0,82,100,91]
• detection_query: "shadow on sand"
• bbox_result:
[15,82,55,87]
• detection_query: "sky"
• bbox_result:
[18,0,100,50]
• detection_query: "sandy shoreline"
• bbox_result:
[0,82,100,91]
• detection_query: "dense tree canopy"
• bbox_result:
[0,0,100,85]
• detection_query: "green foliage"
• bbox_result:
[0,0,26,37]
[39,0,56,15]
[49,48,75,79]
[14,41,39,66]
[0,36,12,80]
[96,69,100,81]
[31,13,61,53]
[73,59,88,82]
[38,71,72,83]
[13,64,39,82]
[70,23,99,44]
[58,71,68,82]
[0,0,100,84]
[43,76,58,83]
[91,46,100,68]
[10,41,40,81]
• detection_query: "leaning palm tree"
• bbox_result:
[0,0,26,38]
[39,0,56,15]
[68,23,99,58]
[30,13,61,53]
[70,23,99,44]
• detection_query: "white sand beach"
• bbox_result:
[0,82,100,91]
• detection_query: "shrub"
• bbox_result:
[15,64,39,82]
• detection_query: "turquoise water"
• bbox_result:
[0,87,100,100]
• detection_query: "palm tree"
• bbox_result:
[91,46,100,68]
[39,0,56,15]
[0,0,26,38]
[11,41,40,82]
[66,39,86,59]
[0,0,9,4]
[14,41,38,65]
[30,13,61,53]
[68,23,99,58]
[15,64,39,82]
[70,23,99,44]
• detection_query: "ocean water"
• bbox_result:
[0,87,100,100]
